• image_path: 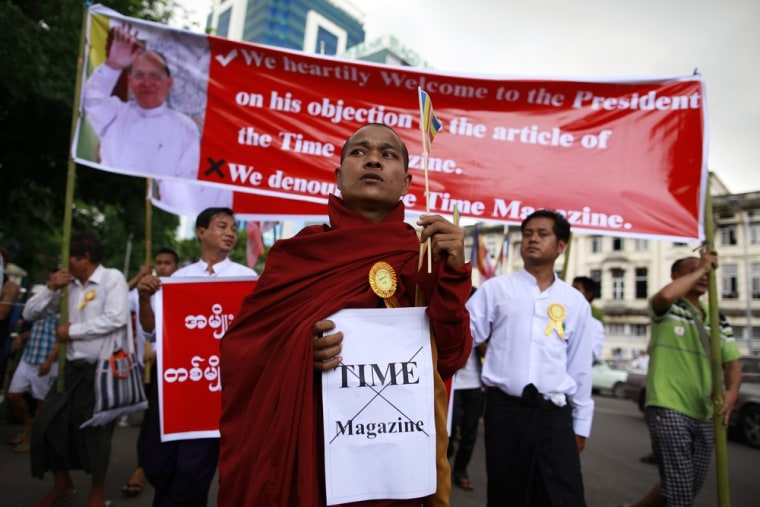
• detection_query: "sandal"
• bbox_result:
[122,482,144,498]
[453,476,475,491]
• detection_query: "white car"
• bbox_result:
[591,359,629,398]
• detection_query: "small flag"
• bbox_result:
[471,225,495,280]
[494,227,510,274]
[418,87,443,150]
[246,221,265,268]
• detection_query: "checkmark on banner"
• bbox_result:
[215,49,237,67]
[328,346,429,444]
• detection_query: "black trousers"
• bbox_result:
[141,362,218,507]
[450,387,485,478]
[484,386,585,507]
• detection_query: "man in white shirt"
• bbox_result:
[466,209,593,507]
[83,25,231,210]
[25,233,131,507]
[136,207,256,507]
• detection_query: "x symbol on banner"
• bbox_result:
[204,158,225,178]
[328,346,429,444]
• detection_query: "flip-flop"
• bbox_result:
[33,488,77,507]
[122,482,144,498]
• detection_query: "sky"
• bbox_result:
[174,0,759,194]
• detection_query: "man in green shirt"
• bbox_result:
[625,250,742,507]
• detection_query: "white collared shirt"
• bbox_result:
[466,270,594,437]
[173,258,258,278]
[23,265,130,363]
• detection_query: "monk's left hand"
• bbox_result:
[417,214,465,268]
[312,320,343,372]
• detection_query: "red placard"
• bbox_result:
[157,277,256,441]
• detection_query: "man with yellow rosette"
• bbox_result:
[23,233,131,507]
[466,209,594,507]
[219,123,472,506]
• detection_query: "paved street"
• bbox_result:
[1,395,758,506]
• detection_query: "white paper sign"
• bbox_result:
[322,307,436,505]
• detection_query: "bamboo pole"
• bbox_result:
[57,4,90,393]
[143,179,153,384]
[704,185,731,506]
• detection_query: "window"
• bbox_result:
[719,225,737,246]
[631,324,648,336]
[635,267,648,299]
[752,263,760,299]
[635,239,649,251]
[750,223,760,245]
[216,7,232,38]
[608,323,625,335]
[612,268,625,300]
[612,238,623,251]
[590,269,602,299]
[721,264,738,299]
[315,26,339,55]
[591,236,603,253]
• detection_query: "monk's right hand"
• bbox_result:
[313,320,343,372]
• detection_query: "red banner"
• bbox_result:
[75,6,706,241]
[156,277,256,441]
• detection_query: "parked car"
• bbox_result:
[623,369,647,411]
[622,356,760,449]
[591,359,628,398]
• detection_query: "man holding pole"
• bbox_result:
[624,250,742,507]
[25,233,131,507]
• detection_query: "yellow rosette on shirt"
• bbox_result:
[77,289,97,310]
[544,303,566,339]
[369,261,399,308]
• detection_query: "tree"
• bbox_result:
[0,0,184,285]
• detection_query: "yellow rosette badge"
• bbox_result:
[544,303,567,339]
[77,289,97,310]
[369,261,399,308]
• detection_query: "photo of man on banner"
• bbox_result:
[77,13,231,213]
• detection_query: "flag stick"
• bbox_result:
[418,87,432,273]
[57,4,90,393]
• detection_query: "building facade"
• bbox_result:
[206,0,364,55]
[468,174,760,360]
